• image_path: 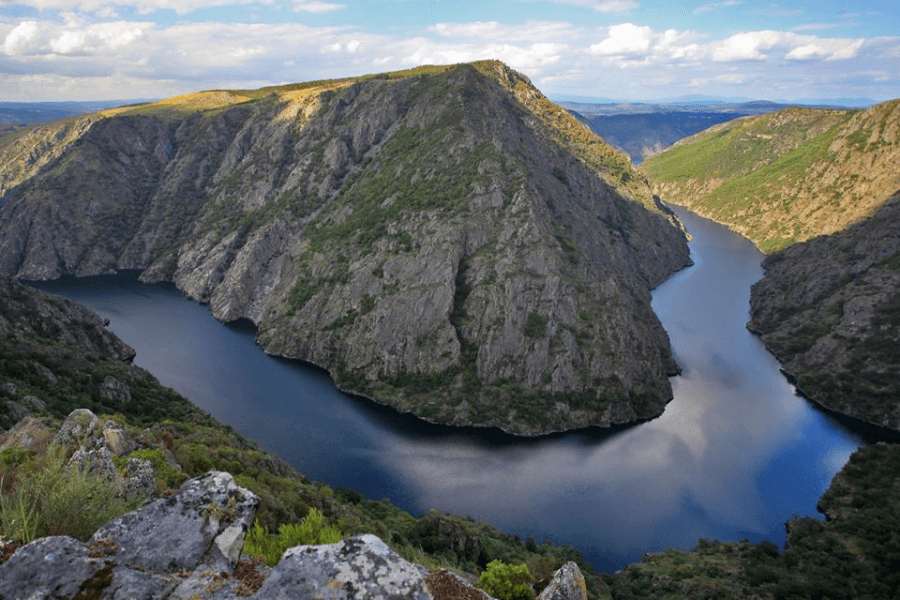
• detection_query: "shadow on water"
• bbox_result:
[28,208,868,573]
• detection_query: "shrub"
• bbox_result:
[478,559,534,600]
[243,507,344,566]
[0,445,140,542]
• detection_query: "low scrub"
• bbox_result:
[0,445,141,543]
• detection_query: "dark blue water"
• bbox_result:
[31,207,863,573]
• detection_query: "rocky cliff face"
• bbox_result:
[642,98,900,433]
[748,193,900,431]
[0,61,690,435]
[0,277,206,430]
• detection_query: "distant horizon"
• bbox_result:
[0,90,888,111]
[1,1,897,103]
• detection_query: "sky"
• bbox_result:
[1,0,898,104]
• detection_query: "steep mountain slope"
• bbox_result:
[748,193,900,430]
[641,100,900,252]
[0,61,690,435]
[0,276,200,430]
[641,99,900,432]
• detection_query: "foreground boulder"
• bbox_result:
[0,467,593,599]
[0,471,259,600]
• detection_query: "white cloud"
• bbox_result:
[715,73,745,83]
[430,21,579,43]
[786,38,864,61]
[590,23,653,55]
[4,0,278,16]
[2,20,151,57]
[292,1,345,13]
[0,9,896,103]
[2,21,43,56]
[712,30,865,62]
[712,30,782,61]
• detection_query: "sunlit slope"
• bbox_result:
[642,100,900,252]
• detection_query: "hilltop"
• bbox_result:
[641,100,900,253]
[0,61,690,436]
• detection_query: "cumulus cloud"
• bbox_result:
[0,7,896,103]
[712,30,865,62]
[2,19,150,57]
[590,23,653,55]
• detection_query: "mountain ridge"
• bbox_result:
[640,99,900,253]
[0,61,690,435]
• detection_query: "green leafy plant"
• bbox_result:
[243,507,344,566]
[0,445,141,542]
[478,559,534,600]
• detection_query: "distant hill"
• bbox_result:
[560,100,859,164]
[0,101,151,125]
[640,101,900,252]
[575,111,747,164]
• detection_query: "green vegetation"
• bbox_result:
[523,313,548,338]
[479,559,535,600]
[243,507,344,566]
[0,282,206,431]
[0,446,143,543]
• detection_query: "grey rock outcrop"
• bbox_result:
[121,457,157,498]
[93,470,259,573]
[100,375,133,405]
[0,415,52,452]
[4,400,31,422]
[0,470,522,600]
[0,471,259,600]
[102,419,138,456]
[254,534,432,600]
[54,407,101,446]
[538,562,589,600]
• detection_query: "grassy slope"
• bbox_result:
[641,101,900,252]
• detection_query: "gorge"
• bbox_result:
[30,204,864,574]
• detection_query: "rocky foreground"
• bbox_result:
[0,409,589,600]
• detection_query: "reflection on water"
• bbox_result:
[31,207,862,572]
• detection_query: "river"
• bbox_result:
[30,206,863,573]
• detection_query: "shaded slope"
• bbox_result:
[0,62,690,435]
[748,194,900,430]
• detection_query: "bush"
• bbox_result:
[243,507,344,566]
[479,559,534,600]
[0,445,140,542]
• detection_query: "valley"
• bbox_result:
[1,61,899,599]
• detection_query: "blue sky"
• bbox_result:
[1,0,897,103]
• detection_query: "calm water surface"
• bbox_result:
[32,206,863,572]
